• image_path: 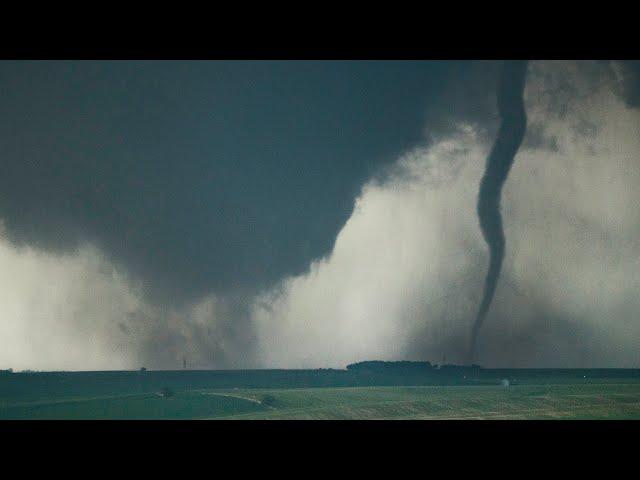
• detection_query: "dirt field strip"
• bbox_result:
[198,391,263,404]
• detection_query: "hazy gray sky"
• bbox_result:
[1,60,639,370]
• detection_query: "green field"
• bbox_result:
[2,370,640,419]
[216,384,640,419]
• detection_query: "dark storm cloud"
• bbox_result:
[613,60,640,108]
[422,60,502,141]
[0,61,500,306]
[6,60,640,371]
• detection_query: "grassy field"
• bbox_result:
[223,384,640,419]
[2,373,640,419]
[203,383,640,419]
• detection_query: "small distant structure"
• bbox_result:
[159,386,175,398]
[140,367,147,372]
[183,357,187,369]
[501,378,510,387]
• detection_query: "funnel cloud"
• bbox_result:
[469,61,529,362]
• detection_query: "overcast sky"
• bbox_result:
[1,60,639,371]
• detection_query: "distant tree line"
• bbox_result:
[346,361,482,373]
